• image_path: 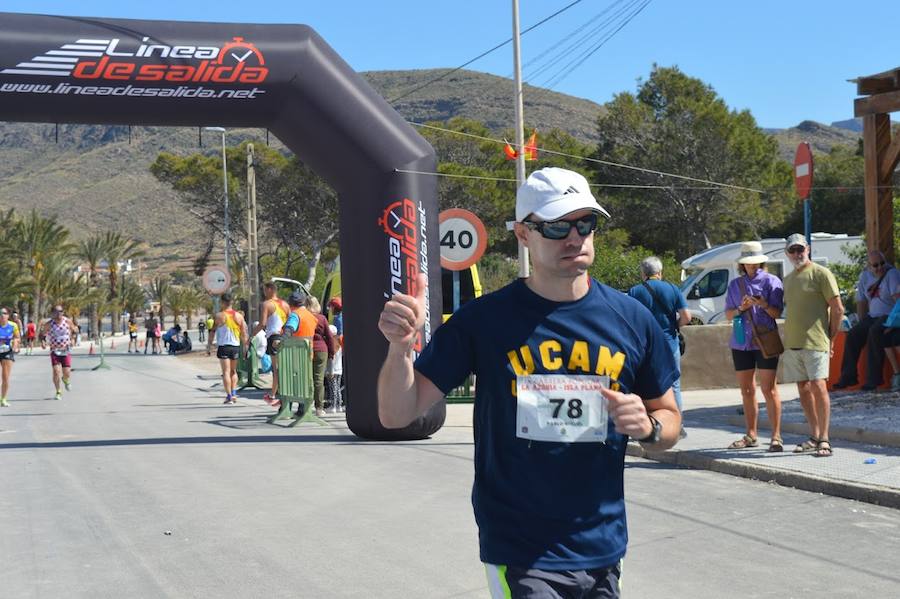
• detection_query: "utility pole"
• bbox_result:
[246,144,261,325]
[512,0,529,278]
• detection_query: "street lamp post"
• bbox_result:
[204,127,230,281]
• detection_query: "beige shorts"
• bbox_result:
[781,348,830,383]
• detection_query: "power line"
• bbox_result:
[521,0,640,83]
[395,168,899,194]
[541,0,652,90]
[388,0,586,104]
[393,169,753,190]
[410,121,766,193]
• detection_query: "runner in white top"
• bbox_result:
[39,304,78,400]
[207,293,248,404]
[250,282,291,406]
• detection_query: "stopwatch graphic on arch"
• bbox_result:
[215,37,266,66]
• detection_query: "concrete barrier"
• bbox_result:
[680,322,784,390]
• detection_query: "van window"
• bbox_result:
[694,269,729,298]
[767,261,784,280]
[813,258,829,267]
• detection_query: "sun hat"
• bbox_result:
[515,167,611,222]
[736,241,768,264]
[785,233,809,249]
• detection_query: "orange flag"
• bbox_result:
[524,130,538,161]
[503,140,518,160]
[502,130,538,161]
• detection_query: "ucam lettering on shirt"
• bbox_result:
[507,339,626,396]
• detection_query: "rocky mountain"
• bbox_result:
[0,68,861,271]
[765,120,860,161]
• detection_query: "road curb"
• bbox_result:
[626,443,900,509]
[724,415,900,449]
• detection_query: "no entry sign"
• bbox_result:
[794,142,814,200]
[439,208,488,271]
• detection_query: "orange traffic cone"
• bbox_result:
[89,343,95,355]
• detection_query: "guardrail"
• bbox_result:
[267,337,322,427]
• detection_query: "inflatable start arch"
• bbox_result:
[0,13,445,440]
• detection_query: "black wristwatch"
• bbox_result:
[637,414,662,444]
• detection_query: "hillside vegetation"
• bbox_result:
[0,68,861,271]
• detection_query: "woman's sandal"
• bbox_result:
[815,439,833,457]
[768,437,784,453]
[793,437,818,453]
[728,434,758,449]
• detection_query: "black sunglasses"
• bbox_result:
[786,246,806,254]
[523,214,599,240]
[871,261,885,268]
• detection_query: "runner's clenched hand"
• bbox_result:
[601,386,653,439]
[378,273,427,349]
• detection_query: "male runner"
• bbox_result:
[0,307,21,406]
[144,312,159,355]
[251,281,291,406]
[40,304,78,401]
[378,167,681,598]
[207,293,248,404]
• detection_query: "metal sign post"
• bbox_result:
[439,209,488,314]
[794,142,815,252]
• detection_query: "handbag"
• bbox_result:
[641,281,685,355]
[738,278,784,359]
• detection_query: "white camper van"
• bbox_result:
[680,233,863,324]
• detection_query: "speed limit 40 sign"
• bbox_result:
[439,209,488,271]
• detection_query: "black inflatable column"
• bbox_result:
[0,13,444,439]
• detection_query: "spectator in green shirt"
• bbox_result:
[781,234,844,458]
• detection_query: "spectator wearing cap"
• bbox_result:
[723,241,785,451]
[833,249,900,391]
[376,167,680,595]
[782,233,844,457]
[627,257,690,421]
[283,290,317,339]
[328,297,343,337]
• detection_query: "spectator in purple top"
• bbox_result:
[724,241,785,452]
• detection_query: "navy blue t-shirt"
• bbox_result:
[627,279,687,340]
[414,278,677,570]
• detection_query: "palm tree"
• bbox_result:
[149,276,170,323]
[120,280,148,318]
[14,210,74,321]
[168,285,207,329]
[103,232,146,334]
[77,234,108,337]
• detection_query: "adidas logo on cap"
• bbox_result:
[563,185,579,195]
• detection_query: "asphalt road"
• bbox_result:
[1,349,898,598]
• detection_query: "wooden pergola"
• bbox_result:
[855,68,900,260]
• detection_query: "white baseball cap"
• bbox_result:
[516,167,611,222]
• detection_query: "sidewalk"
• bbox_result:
[628,384,900,509]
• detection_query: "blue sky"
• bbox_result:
[3,1,898,129]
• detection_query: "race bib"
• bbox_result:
[52,349,69,357]
[516,374,610,443]
[0,344,10,353]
